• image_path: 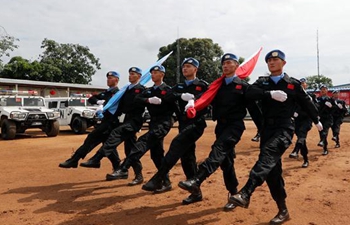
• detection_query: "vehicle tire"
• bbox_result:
[1,119,17,140]
[71,116,87,134]
[45,120,60,137]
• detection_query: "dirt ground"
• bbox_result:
[0,120,349,225]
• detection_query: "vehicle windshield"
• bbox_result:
[68,99,86,107]
[0,97,22,106]
[23,98,45,107]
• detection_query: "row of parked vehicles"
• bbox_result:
[0,90,152,140]
[0,90,104,140]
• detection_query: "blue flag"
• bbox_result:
[100,51,173,117]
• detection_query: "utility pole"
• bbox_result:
[176,27,181,83]
[316,29,320,77]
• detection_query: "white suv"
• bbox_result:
[45,97,97,134]
[0,94,60,140]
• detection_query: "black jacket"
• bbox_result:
[246,74,319,128]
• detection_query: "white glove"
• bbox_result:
[293,112,298,118]
[95,104,104,118]
[148,96,162,105]
[181,93,194,101]
[315,121,323,131]
[96,100,105,105]
[270,90,287,102]
[184,99,195,112]
[325,101,332,108]
[337,103,343,109]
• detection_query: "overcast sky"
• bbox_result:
[1,0,350,88]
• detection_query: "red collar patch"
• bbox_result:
[287,84,294,90]
[161,90,167,95]
[195,86,202,91]
[236,84,242,90]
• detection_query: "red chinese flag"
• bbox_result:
[187,47,262,118]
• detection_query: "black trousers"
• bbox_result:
[163,118,207,179]
[249,126,294,203]
[199,122,244,194]
[75,117,118,158]
[98,121,142,173]
[331,116,343,139]
[127,117,173,169]
[319,117,333,148]
[293,118,312,160]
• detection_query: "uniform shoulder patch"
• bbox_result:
[290,77,301,85]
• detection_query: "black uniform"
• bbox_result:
[118,83,176,172]
[163,78,208,179]
[232,74,319,211]
[58,86,120,168]
[290,94,314,163]
[316,95,334,151]
[197,77,249,194]
[331,98,347,146]
[98,83,146,175]
[141,78,208,192]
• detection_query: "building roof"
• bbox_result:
[0,78,105,90]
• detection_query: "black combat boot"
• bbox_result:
[269,201,290,225]
[59,152,82,168]
[182,188,203,205]
[80,151,104,168]
[178,168,208,193]
[289,143,301,159]
[128,163,143,186]
[154,174,172,193]
[251,132,260,142]
[322,146,329,156]
[142,163,169,192]
[105,151,121,181]
[223,188,238,211]
[335,136,340,148]
[229,179,256,208]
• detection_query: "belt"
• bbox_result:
[265,118,292,126]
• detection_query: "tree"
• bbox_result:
[305,75,333,89]
[0,26,19,71]
[0,56,63,81]
[158,38,224,86]
[39,39,101,84]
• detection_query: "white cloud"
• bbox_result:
[1,0,350,87]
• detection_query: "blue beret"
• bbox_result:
[319,84,328,89]
[150,65,165,73]
[265,50,285,62]
[221,53,239,64]
[106,71,120,78]
[181,57,199,68]
[299,78,306,83]
[128,67,142,75]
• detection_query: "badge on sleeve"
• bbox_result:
[195,86,202,91]
[287,84,294,90]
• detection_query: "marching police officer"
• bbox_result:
[229,50,322,225]
[141,57,209,205]
[330,90,347,148]
[105,65,177,191]
[289,78,314,168]
[86,67,146,185]
[316,84,334,155]
[58,71,121,169]
[178,53,251,211]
